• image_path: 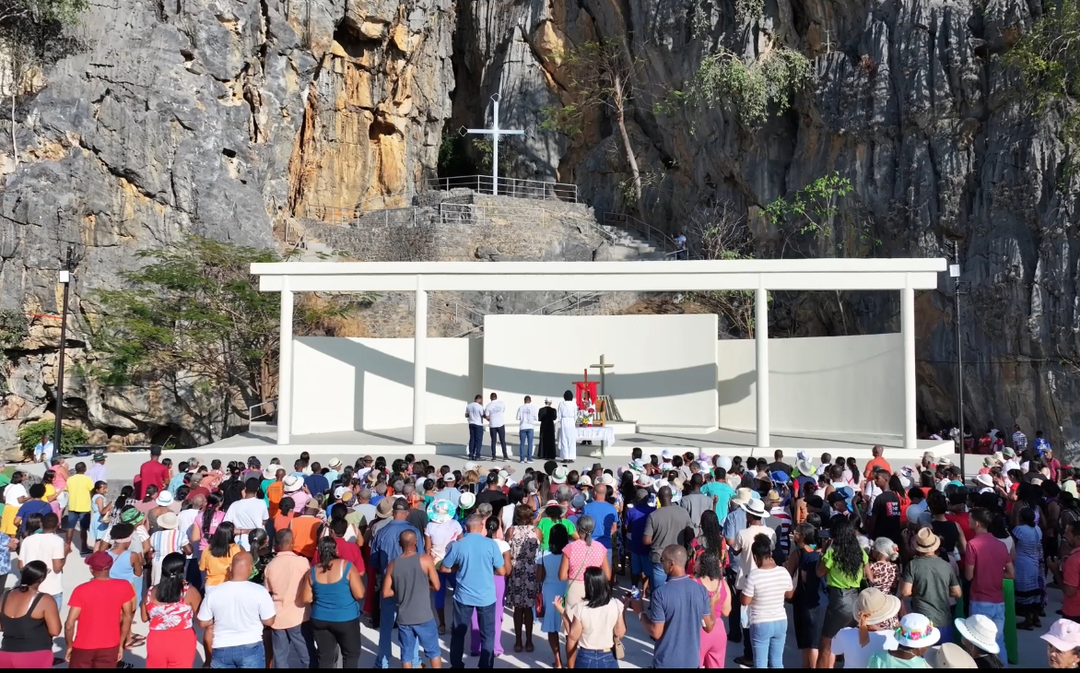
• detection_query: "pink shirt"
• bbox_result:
[264,551,312,630]
[967,532,1010,603]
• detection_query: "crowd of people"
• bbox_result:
[0,438,1078,668]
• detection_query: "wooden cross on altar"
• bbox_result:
[590,354,614,398]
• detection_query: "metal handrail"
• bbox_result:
[248,399,277,424]
[426,175,578,202]
[602,212,679,254]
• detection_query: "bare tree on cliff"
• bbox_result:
[542,39,645,219]
[0,0,87,166]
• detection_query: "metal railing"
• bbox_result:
[426,175,578,202]
[602,212,679,255]
[248,399,277,425]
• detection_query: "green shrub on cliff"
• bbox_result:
[684,47,812,126]
[1006,0,1080,136]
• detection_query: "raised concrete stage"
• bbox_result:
[180,422,952,462]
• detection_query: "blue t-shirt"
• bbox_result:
[626,503,653,555]
[582,501,618,550]
[701,482,736,520]
[795,548,823,608]
[441,533,504,607]
[370,520,424,574]
[722,508,748,572]
[648,574,711,668]
[304,474,330,497]
[15,500,53,532]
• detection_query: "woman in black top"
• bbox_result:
[927,490,966,563]
[0,561,61,668]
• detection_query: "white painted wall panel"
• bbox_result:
[482,314,719,427]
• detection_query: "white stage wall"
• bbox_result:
[716,333,903,435]
[482,314,720,428]
[292,337,483,433]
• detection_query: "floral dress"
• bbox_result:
[505,525,540,608]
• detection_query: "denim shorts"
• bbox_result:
[630,552,651,577]
[63,511,89,530]
[397,618,441,661]
[575,647,618,668]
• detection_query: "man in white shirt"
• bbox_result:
[19,512,68,607]
[197,552,276,666]
[516,396,537,464]
[223,479,269,550]
[33,434,54,463]
[485,392,508,461]
[465,394,485,460]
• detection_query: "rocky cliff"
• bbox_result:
[1,0,1078,453]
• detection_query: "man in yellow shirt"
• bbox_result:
[64,461,96,553]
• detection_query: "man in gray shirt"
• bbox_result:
[680,474,714,536]
[643,486,693,590]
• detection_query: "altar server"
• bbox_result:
[557,390,578,463]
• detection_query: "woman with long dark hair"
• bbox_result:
[816,515,870,668]
[695,549,731,668]
[539,523,571,668]
[552,566,625,668]
[0,560,60,667]
[198,521,239,593]
[300,535,364,668]
[248,529,272,584]
[141,552,200,668]
[506,505,541,653]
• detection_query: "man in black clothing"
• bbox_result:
[868,467,903,547]
[474,473,509,518]
[767,450,794,477]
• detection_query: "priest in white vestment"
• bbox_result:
[556,389,578,462]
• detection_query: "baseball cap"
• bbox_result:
[156,491,175,507]
[333,486,348,500]
[86,551,115,572]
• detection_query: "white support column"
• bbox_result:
[755,286,770,450]
[277,285,294,445]
[902,283,917,449]
[412,280,428,445]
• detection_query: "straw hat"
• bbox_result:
[731,487,754,507]
[328,458,343,469]
[375,498,395,519]
[578,475,593,488]
[740,499,769,519]
[766,489,781,505]
[459,492,477,509]
[924,643,977,668]
[157,512,179,530]
[852,587,901,625]
[913,527,941,555]
[283,475,303,493]
[894,613,940,648]
[954,614,1000,655]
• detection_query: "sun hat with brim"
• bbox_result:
[375,498,395,519]
[1003,447,1016,458]
[121,508,145,525]
[600,474,616,486]
[571,493,587,510]
[578,475,593,488]
[1041,618,1080,652]
[766,489,781,504]
[740,500,770,518]
[93,453,106,462]
[157,512,179,530]
[551,467,568,484]
[795,459,815,477]
[925,642,977,669]
[156,492,175,507]
[938,456,952,466]
[459,492,477,509]
[731,487,753,507]
[852,587,902,625]
[954,614,1000,655]
[914,528,941,555]
[894,613,940,648]
[716,455,733,471]
[427,499,455,523]
[329,458,343,469]
[769,471,790,484]
[262,466,277,481]
[982,457,996,468]
[283,475,303,492]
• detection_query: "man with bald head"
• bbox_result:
[627,544,716,668]
[642,485,693,589]
[383,529,442,668]
[441,514,507,668]
[197,551,277,668]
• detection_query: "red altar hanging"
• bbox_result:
[574,371,597,411]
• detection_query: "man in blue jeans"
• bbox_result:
[196,552,276,668]
[465,394,485,459]
[384,529,444,668]
[515,395,537,463]
[371,499,424,668]
[441,513,506,668]
[643,486,693,591]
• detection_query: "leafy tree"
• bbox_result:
[0,0,88,165]
[17,418,87,457]
[541,39,646,217]
[1006,0,1080,138]
[683,47,812,127]
[91,237,357,434]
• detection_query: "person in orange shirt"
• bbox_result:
[266,468,286,518]
[864,445,892,481]
[289,501,323,559]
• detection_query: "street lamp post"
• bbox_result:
[950,241,966,480]
[53,245,74,446]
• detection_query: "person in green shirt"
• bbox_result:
[867,612,940,668]
[537,501,578,550]
[816,515,870,668]
[701,467,736,520]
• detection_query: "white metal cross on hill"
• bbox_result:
[463,93,524,196]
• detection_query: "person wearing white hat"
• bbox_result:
[148,511,190,585]
[325,458,343,484]
[867,612,939,667]
[973,473,995,494]
[924,642,977,668]
[282,474,310,513]
[954,614,1003,667]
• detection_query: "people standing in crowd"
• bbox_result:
[553,566,626,668]
[742,532,795,667]
[18,513,67,609]
[955,614,1005,668]
[867,612,939,668]
[729,498,776,665]
[424,500,462,635]
[583,484,619,565]
[787,522,824,667]
[197,553,276,668]
[967,506,1014,658]
[107,523,144,613]
[137,446,170,499]
[384,529,442,669]
[869,537,901,595]
[694,548,731,667]
[372,498,424,668]
[1043,619,1080,668]
[902,528,961,643]
[441,513,506,669]
[264,529,315,668]
[629,544,717,668]
[302,536,364,668]
[470,515,510,658]
[200,521,240,593]
[1013,506,1045,630]
[557,391,578,463]
[829,587,901,668]
[0,471,27,535]
[643,486,693,589]
[0,561,61,668]
[817,515,870,668]
[65,552,136,668]
[64,462,96,554]
[141,552,200,668]
[466,394,485,460]
[506,505,540,653]
[539,523,571,668]
[561,515,612,610]
[538,398,558,461]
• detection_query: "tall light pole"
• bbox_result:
[950,241,966,480]
[53,245,74,447]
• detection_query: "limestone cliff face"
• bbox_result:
[0,0,455,446]
[455,0,1080,454]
